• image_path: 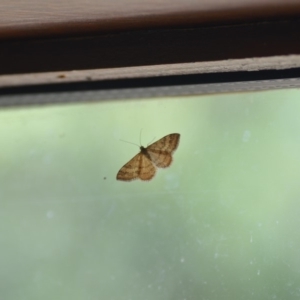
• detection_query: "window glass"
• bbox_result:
[1,89,300,299]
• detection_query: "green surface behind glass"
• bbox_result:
[0,89,300,299]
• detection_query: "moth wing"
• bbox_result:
[138,154,156,181]
[146,133,180,168]
[116,153,142,181]
[147,133,180,153]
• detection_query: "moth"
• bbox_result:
[116,133,180,181]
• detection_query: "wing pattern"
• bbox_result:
[147,133,180,168]
[116,153,141,181]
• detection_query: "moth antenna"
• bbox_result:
[140,128,143,146]
[119,139,139,147]
[147,136,156,146]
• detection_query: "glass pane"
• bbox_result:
[1,88,300,300]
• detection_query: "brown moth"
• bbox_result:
[116,133,180,181]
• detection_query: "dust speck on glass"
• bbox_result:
[0,89,300,300]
